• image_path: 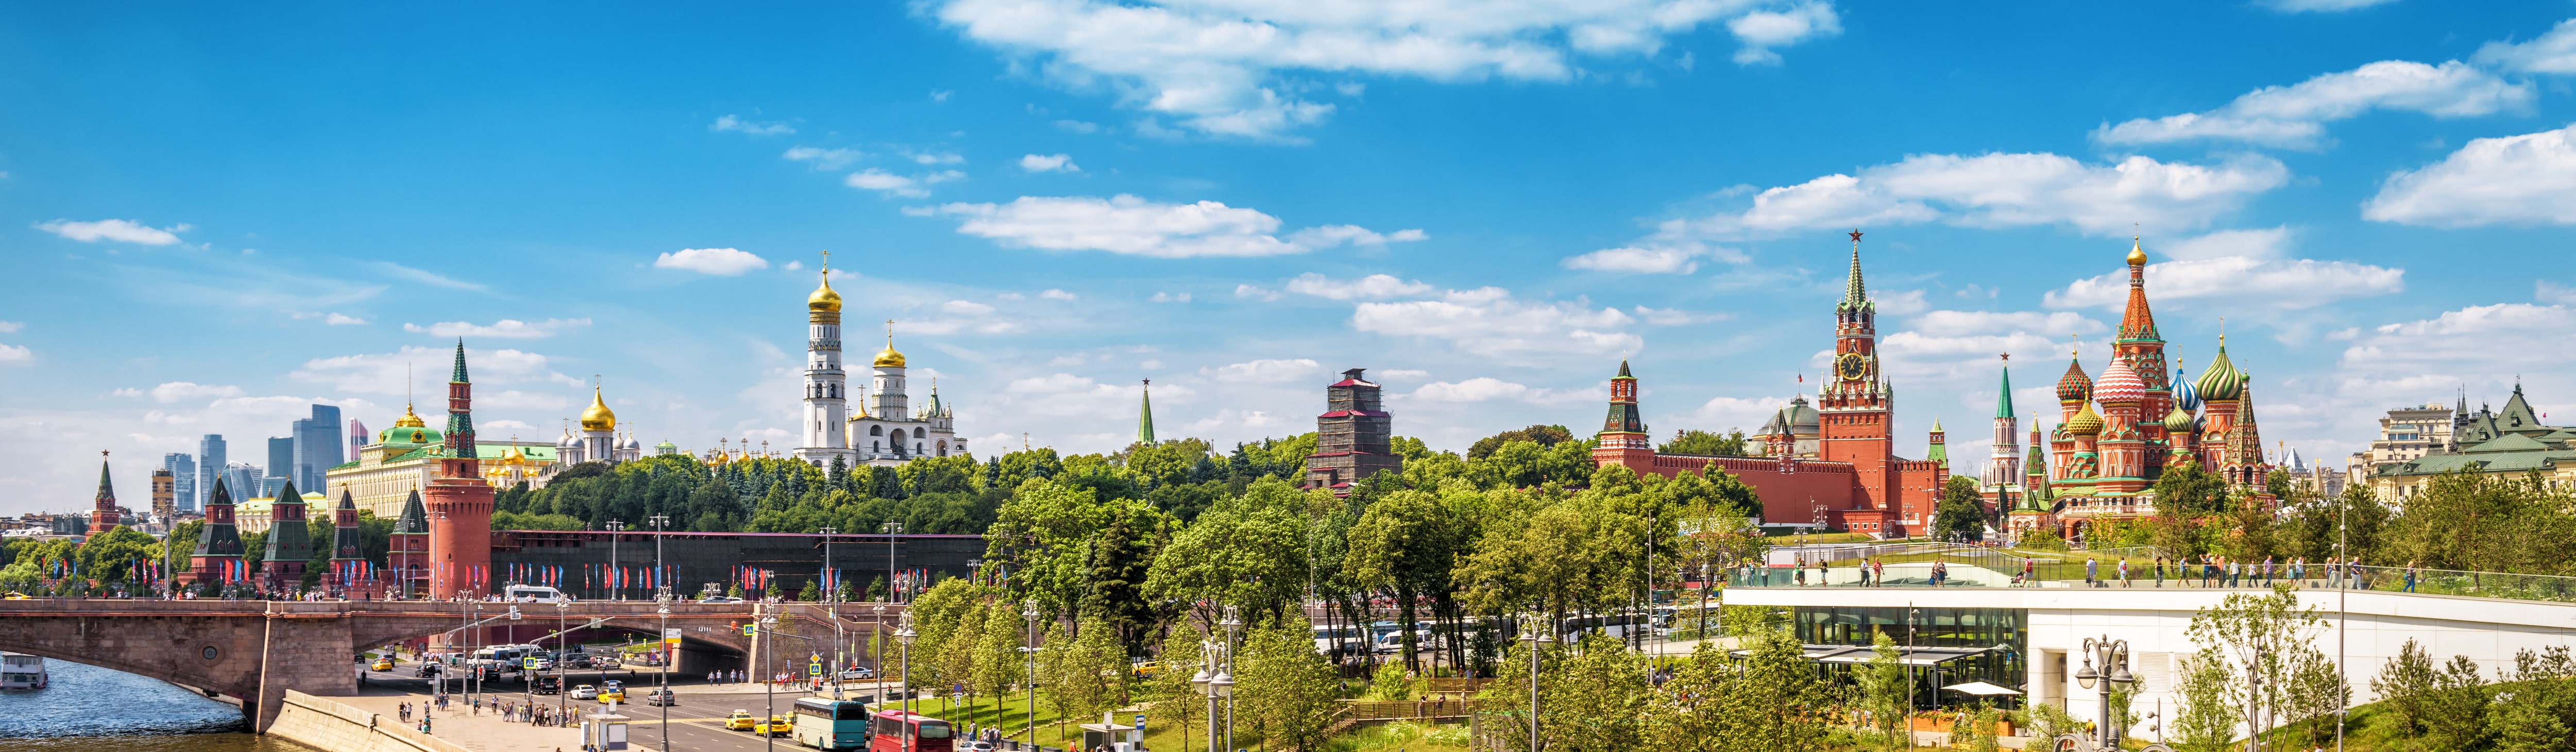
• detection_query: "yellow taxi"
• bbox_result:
[724,711,758,731]
[1,592,29,600]
[370,658,396,672]
[754,715,791,737]
[1130,660,1162,679]
[597,688,626,704]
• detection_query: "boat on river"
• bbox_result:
[1,652,47,689]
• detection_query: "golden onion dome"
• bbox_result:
[873,329,906,368]
[393,404,427,429]
[2065,402,2105,436]
[580,388,617,431]
[808,271,842,313]
[2126,236,2148,267]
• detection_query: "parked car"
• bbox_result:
[568,685,599,700]
[700,595,742,604]
[838,667,875,681]
[533,676,561,695]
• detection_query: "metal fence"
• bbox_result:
[1731,560,2576,604]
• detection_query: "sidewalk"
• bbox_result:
[348,682,582,752]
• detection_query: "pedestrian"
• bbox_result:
[1795,567,1807,587]
[2084,557,2097,587]
[2264,556,2277,586]
[1859,561,1872,588]
[2154,556,2166,587]
[2119,558,2130,587]
[2021,557,2035,587]
[2405,560,2419,593]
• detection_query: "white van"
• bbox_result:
[503,585,574,603]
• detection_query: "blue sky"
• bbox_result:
[7,1,2576,515]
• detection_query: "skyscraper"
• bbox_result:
[162,452,197,513]
[197,435,226,510]
[265,437,294,496]
[223,463,261,501]
[346,418,368,462]
[292,404,345,494]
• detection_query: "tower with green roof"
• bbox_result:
[1981,354,2023,499]
[1136,379,1157,446]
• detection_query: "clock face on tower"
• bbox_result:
[1836,352,1868,381]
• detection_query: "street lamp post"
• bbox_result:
[762,609,780,752]
[1192,646,1216,752]
[556,600,570,720]
[1219,606,1241,752]
[896,611,918,752]
[881,522,905,604]
[657,593,672,752]
[821,525,841,699]
[1023,599,1040,745]
[1521,611,1551,752]
[605,520,627,601]
[2074,635,2137,749]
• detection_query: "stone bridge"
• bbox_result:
[0,599,900,732]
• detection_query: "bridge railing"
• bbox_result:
[1729,561,2576,605]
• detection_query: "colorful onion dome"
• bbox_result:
[2065,402,2105,435]
[2174,363,2200,412]
[2196,343,2245,401]
[2056,357,2093,402]
[2163,405,2196,433]
[2094,357,2147,403]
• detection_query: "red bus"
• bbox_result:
[868,710,954,752]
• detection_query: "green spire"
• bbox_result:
[1137,379,1157,446]
[1617,358,1633,378]
[94,453,115,507]
[1837,229,1871,312]
[1995,358,2015,419]
[263,479,312,563]
[449,338,470,383]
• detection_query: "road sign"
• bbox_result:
[523,658,541,670]
[742,624,757,636]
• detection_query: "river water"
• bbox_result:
[0,660,320,752]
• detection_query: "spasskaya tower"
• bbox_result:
[1818,230,1902,525]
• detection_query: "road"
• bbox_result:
[359,661,891,752]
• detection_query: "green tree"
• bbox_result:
[2490,646,2576,752]
[1143,477,1310,628]
[972,601,1027,726]
[1931,475,1986,542]
[2173,648,2238,752]
[1081,501,1162,660]
[2187,584,2328,749]
[2369,638,2438,743]
[1148,621,1207,751]
[1468,424,1574,459]
[1853,630,1908,748]
[1348,488,1459,672]
[1639,630,1837,752]
[1658,429,1750,457]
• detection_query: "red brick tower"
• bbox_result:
[425,339,494,599]
[1303,368,1404,493]
[89,452,121,534]
[1590,359,1656,468]
[190,478,247,589]
[1818,231,1899,531]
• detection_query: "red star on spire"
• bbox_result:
[1849,229,1863,243]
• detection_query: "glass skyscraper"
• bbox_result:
[291,404,345,494]
[162,453,196,512]
[197,434,226,510]
[266,436,295,496]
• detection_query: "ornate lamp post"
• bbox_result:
[895,610,918,752]
[2074,635,2137,749]
[1191,647,1215,752]
[1023,598,1041,745]
[1218,606,1242,752]
[1521,611,1551,752]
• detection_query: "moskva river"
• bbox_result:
[0,660,319,752]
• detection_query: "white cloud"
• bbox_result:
[2094,60,2531,148]
[1376,369,1430,378]
[1054,119,1102,133]
[1561,245,1741,274]
[1233,284,1282,301]
[1284,272,1433,300]
[1150,292,1193,302]
[711,114,794,135]
[2257,0,2399,11]
[1726,1,1840,65]
[2046,257,2402,311]
[1872,289,1928,315]
[1287,225,1426,247]
[1406,377,1598,405]
[0,321,26,333]
[0,343,33,364]
[1633,306,1724,325]
[1021,153,1080,173]
[145,382,248,404]
[2341,303,2576,373]
[1904,311,2105,337]
[401,318,594,338]
[292,345,578,395]
[36,218,190,245]
[2540,280,2576,305]
[1207,358,1323,383]
[375,262,487,292]
[2475,18,2576,74]
[1688,395,1790,430]
[930,195,1420,258]
[654,247,771,276]
[910,151,965,165]
[1040,288,1079,301]
[1651,152,2286,241]
[848,169,931,198]
[928,0,1842,138]
[2162,227,2291,261]
[783,146,863,169]
[998,373,1183,419]
[1352,287,1641,358]
[325,313,367,326]
[942,300,997,315]
[2363,123,2576,228]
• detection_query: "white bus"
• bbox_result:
[503,585,574,603]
